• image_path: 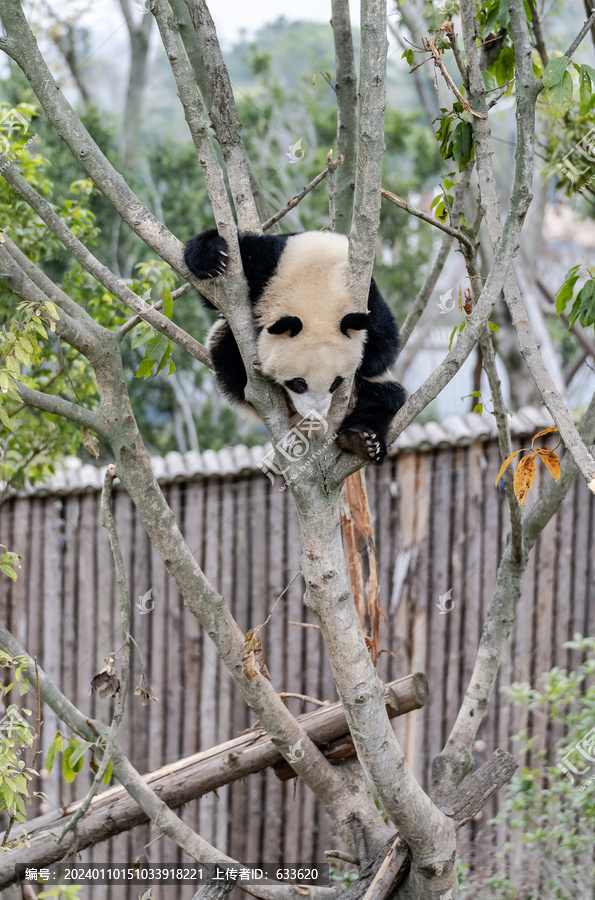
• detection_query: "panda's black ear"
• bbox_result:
[267,316,303,337]
[340,313,370,336]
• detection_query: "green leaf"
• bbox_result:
[579,67,593,116]
[45,734,61,774]
[135,357,155,379]
[555,273,580,314]
[452,122,474,171]
[68,740,93,768]
[542,56,570,88]
[448,325,458,351]
[43,301,60,321]
[0,563,17,581]
[0,406,14,432]
[546,70,573,120]
[473,403,484,415]
[103,759,114,784]
[162,288,174,321]
[488,320,499,332]
[574,279,595,327]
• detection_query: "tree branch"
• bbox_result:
[433,388,595,798]
[150,0,240,262]
[0,625,318,900]
[331,0,358,234]
[183,0,261,233]
[60,466,132,844]
[478,329,523,557]
[15,382,104,435]
[0,0,197,280]
[381,187,476,253]
[347,0,388,313]
[397,164,475,354]
[261,160,343,232]
[0,244,94,357]
[0,161,213,367]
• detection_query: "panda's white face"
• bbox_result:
[255,232,368,421]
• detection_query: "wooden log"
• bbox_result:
[0,674,428,886]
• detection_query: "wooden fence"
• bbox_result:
[0,432,593,899]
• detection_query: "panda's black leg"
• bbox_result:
[207,318,249,409]
[184,228,229,280]
[336,378,406,465]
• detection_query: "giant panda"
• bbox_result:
[184,229,406,465]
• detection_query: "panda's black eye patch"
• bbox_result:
[330,377,344,392]
[268,316,303,337]
[285,378,308,394]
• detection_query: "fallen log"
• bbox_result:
[0,674,428,886]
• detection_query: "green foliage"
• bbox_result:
[555,265,595,330]
[44,732,112,786]
[465,635,595,899]
[434,105,475,171]
[0,545,20,582]
[39,886,82,899]
[0,652,38,828]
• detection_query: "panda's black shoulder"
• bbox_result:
[237,232,294,304]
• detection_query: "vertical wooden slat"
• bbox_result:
[60,495,80,808]
[262,483,285,864]
[41,498,63,814]
[247,476,269,864]
[228,478,250,862]
[200,477,223,846]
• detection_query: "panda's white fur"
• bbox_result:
[256,232,366,419]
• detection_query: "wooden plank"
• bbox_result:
[426,448,453,780]
[60,495,81,808]
[261,482,285,865]
[41,497,63,814]
[282,489,305,866]
[128,497,153,884]
[182,481,205,848]
[246,475,269,864]
[228,477,250,863]
[374,462,395,686]
[199,477,223,847]
[389,453,415,756]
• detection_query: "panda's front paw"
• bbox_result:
[336,426,387,465]
[184,229,229,280]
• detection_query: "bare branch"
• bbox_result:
[183,0,261,233]
[348,0,388,312]
[15,382,104,435]
[331,0,358,233]
[150,0,240,260]
[506,281,595,491]
[381,187,475,253]
[397,164,475,354]
[261,160,343,232]
[525,0,549,66]
[60,465,132,843]
[117,282,194,339]
[479,329,522,555]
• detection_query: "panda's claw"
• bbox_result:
[184,229,230,280]
[336,425,387,465]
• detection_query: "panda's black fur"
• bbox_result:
[184,229,406,465]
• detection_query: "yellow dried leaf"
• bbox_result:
[495,448,524,487]
[530,426,558,446]
[538,449,561,481]
[514,453,537,505]
[458,284,463,314]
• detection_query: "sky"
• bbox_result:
[203,0,359,45]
